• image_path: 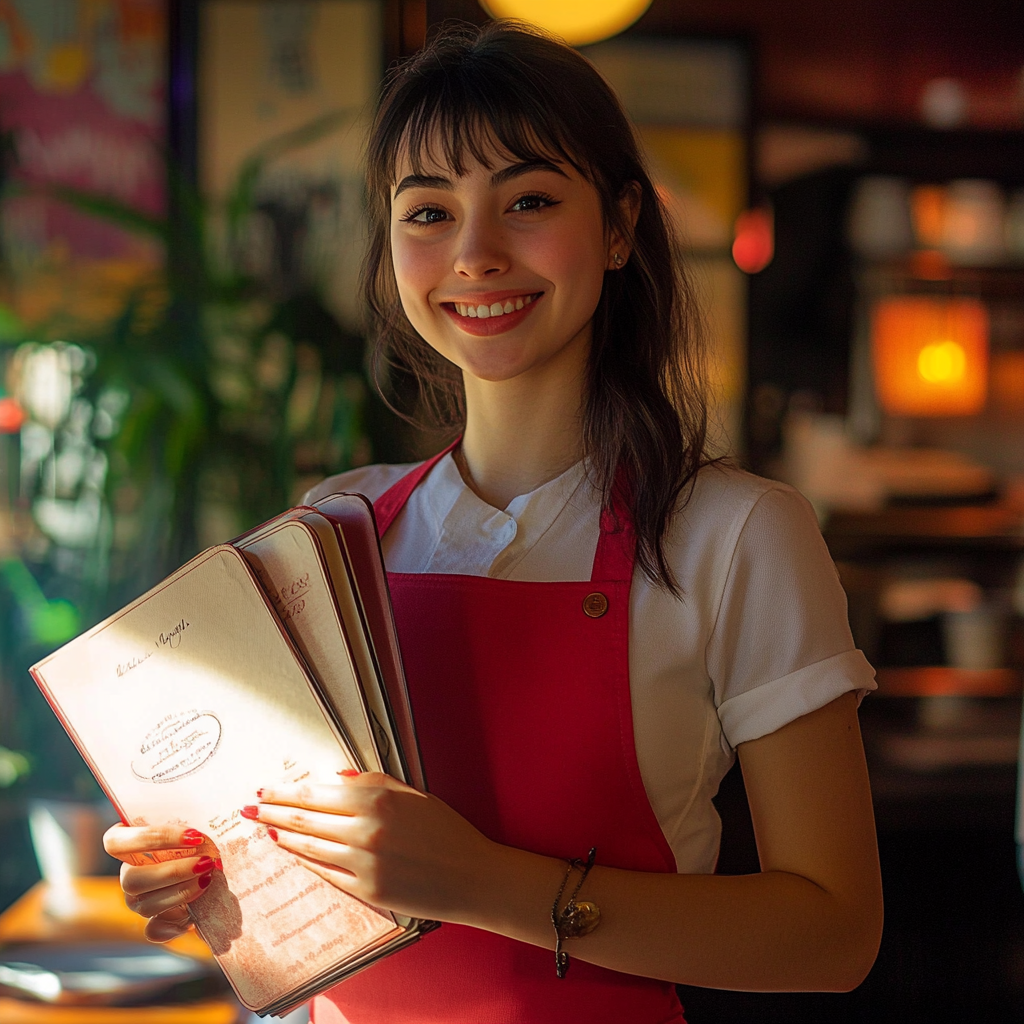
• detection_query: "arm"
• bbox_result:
[257,690,882,992]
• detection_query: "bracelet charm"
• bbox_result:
[551,847,600,978]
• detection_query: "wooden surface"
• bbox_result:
[825,501,1024,555]
[0,879,244,1024]
[875,666,1024,698]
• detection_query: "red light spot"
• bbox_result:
[0,396,25,433]
[732,208,774,274]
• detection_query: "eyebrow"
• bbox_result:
[392,159,569,198]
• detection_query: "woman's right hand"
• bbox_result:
[102,823,220,942]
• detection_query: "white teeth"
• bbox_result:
[455,295,536,320]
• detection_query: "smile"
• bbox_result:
[447,293,541,319]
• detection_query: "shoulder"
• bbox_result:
[669,461,817,554]
[301,462,423,506]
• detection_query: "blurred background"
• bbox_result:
[0,1,1021,1021]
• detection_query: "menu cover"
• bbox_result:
[312,492,426,793]
[30,544,436,1017]
[234,514,383,774]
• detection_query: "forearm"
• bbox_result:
[457,842,880,992]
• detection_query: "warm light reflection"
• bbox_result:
[917,340,966,384]
[732,208,774,274]
[0,396,25,433]
[480,0,653,46]
[872,296,988,416]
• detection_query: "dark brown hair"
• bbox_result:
[363,21,710,592]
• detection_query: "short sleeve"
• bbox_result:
[706,485,876,748]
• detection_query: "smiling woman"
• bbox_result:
[104,21,883,1024]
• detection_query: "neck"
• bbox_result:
[458,327,589,510]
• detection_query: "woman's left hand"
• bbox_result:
[249,773,498,922]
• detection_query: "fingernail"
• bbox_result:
[182,829,204,846]
[215,858,223,870]
[338,769,360,777]
[240,805,259,820]
[192,856,215,874]
[256,788,264,799]
[198,873,213,889]
[267,827,279,841]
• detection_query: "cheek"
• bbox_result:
[390,230,441,313]
[531,218,607,310]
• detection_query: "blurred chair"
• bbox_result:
[0,800,245,1022]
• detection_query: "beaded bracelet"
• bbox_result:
[551,846,601,978]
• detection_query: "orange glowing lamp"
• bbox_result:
[0,395,25,433]
[872,296,988,416]
[732,208,773,274]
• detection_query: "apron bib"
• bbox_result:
[314,448,685,1024]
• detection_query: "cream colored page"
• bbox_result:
[237,521,381,772]
[33,547,398,1011]
[302,513,402,778]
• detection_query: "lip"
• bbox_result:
[441,291,543,337]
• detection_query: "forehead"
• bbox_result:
[390,112,584,186]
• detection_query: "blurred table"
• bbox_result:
[0,878,244,1024]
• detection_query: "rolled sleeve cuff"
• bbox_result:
[717,649,877,750]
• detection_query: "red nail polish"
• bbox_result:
[215,858,223,871]
[182,829,204,846]
[240,805,259,820]
[198,873,213,889]
[338,769,360,777]
[267,827,279,841]
[256,788,264,799]
[192,856,215,875]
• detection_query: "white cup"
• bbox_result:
[943,180,1006,265]
[848,177,914,259]
[943,606,1007,670]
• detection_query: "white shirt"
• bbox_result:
[305,456,876,873]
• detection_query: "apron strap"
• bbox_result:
[374,438,460,537]
[375,441,636,584]
[591,483,635,583]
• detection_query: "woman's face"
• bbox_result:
[389,137,621,387]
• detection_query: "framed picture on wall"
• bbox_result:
[197,0,382,328]
[0,0,166,330]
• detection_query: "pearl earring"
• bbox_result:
[612,252,624,267]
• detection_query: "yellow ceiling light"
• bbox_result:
[480,0,654,47]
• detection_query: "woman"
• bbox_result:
[105,22,883,1023]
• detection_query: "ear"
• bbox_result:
[606,181,642,270]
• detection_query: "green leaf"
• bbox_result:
[8,181,169,241]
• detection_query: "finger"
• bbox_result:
[270,827,361,876]
[145,907,193,943]
[289,852,363,896]
[104,822,210,862]
[254,777,387,815]
[121,854,221,897]
[123,870,215,920]
[255,804,364,844]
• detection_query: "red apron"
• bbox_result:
[314,448,685,1024]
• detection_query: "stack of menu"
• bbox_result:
[30,493,433,1018]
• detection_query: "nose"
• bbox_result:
[453,216,509,280]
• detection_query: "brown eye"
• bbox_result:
[510,193,557,213]
[404,206,449,224]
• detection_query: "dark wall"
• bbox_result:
[419,0,1024,128]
